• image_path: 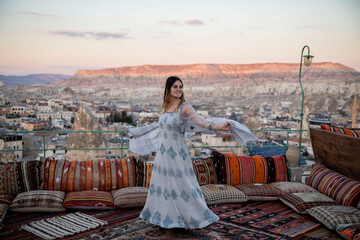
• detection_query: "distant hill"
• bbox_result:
[0,74,70,87]
[49,62,360,88]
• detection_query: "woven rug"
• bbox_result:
[210,202,340,239]
[71,217,288,240]
[21,212,108,240]
[0,208,142,240]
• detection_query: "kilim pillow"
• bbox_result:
[0,162,24,197]
[112,187,148,208]
[212,151,288,185]
[62,190,115,210]
[0,194,13,224]
[41,158,69,191]
[20,160,42,192]
[135,159,154,188]
[200,184,248,205]
[306,163,360,207]
[42,157,138,192]
[307,206,360,230]
[0,161,41,197]
[235,184,282,201]
[192,157,218,186]
[67,158,137,192]
[279,192,339,214]
[270,182,319,194]
[321,124,360,138]
[9,190,65,212]
[335,224,360,240]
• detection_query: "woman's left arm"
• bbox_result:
[180,103,231,131]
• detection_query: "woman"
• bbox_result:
[139,76,231,229]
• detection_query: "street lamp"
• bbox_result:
[298,45,314,156]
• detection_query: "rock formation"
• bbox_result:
[66,103,108,161]
[50,62,360,89]
[0,139,14,162]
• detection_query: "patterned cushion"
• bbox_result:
[200,184,248,205]
[41,159,68,191]
[0,161,41,197]
[135,159,154,188]
[306,163,360,207]
[212,151,288,185]
[20,160,42,191]
[270,181,319,194]
[42,157,138,192]
[0,195,13,223]
[307,206,360,230]
[192,157,218,186]
[235,184,282,201]
[62,190,115,210]
[112,187,148,208]
[9,190,65,212]
[279,192,338,214]
[335,224,360,240]
[321,124,360,138]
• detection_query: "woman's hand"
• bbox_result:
[214,121,231,131]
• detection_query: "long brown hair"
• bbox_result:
[161,76,186,113]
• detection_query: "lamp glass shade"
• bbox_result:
[303,54,314,68]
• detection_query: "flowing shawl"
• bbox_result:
[129,117,258,156]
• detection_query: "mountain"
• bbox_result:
[49,62,359,88]
[0,74,70,87]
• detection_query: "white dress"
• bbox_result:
[139,103,219,229]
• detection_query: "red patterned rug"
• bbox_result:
[0,202,341,240]
[210,202,340,239]
[71,217,288,240]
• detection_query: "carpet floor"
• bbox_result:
[0,201,341,240]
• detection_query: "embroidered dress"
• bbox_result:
[139,103,219,229]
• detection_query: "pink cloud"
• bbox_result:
[159,19,205,25]
[22,11,57,17]
[49,30,129,39]
[185,19,205,25]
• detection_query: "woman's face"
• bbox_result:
[170,80,183,99]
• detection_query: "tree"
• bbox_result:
[229,112,237,121]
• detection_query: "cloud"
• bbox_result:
[22,11,57,17]
[295,25,324,30]
[159,20,181,25]
[49,30,129,39]
[185,19,205,25]
[159,19,205,25]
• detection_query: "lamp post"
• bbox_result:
[298,45,314,155]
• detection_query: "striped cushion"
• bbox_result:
[135,160,154,188]
[41,157,137,192]
[321,124,360,138]
[269,182,319,194]
[0,161,41,197]
[192,157,218,186]
[213,152,288,185]
[306,163,360,207]
[62,191,115,210]
[201,184,248,205]
[0,195,13,223]
[307,206,360,230]
[9,190,65,212]
[112,187,148,208]
[235,184,282,201]
[279,192,339,214]
[335,224,360,240]
[41,159,68,191]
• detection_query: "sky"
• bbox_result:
[0,0,359,75]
